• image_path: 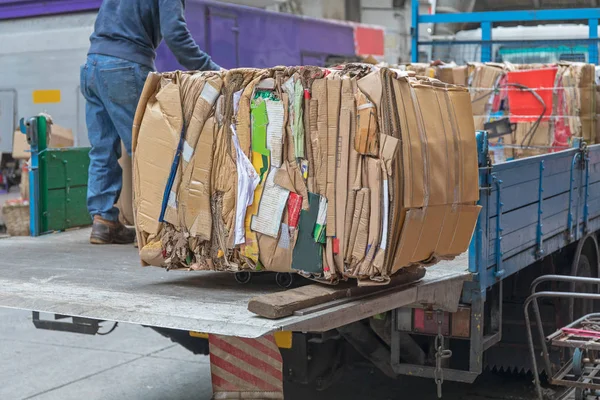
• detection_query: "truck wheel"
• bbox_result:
[235,271,252,284]
[570,254,594,321]
[276,273,294,288]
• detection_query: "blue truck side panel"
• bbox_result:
[470,144,600,292]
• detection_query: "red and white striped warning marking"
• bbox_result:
[209,334,284,399]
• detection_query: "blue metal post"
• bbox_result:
[536,161,545,258]
[411,0,419,63]
[24,117,41,237]
[469,131,489,276]
[583,155,590,234]
[481,21,492,63]
[567,153,580,241]
[589,18,598,65]
[493,174,505,279]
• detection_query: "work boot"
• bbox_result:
[90,215,136,245]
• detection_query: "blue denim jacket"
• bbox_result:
[88,0,219,71]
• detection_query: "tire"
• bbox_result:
[571,254,594,321]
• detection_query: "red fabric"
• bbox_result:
[506,68,557,123]
[287,193,302,229]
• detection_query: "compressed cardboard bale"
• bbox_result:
[452,66,468,86]
[436,67,454,84]
[132,66,480,284]
[469,64,505,120]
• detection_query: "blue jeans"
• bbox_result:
[80,54,152,221]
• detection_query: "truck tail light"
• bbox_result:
[451,307,471,338]
[400,306,471,338]
[413,309,450,335]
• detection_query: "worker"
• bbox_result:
[81,0,220,244]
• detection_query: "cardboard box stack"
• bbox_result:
[132,66,480,285]
[431,62,597,162]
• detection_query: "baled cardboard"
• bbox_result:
[436,67,454,84]
[452,66,468,86]
[133,67,481,283]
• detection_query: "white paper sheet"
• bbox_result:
[231,125,260,245]
[265,99,284,168]
[182,141,194,163]
[380,179,389,250]
[251,168,290,238]
[233,89,243,116]
[200,83,219,105]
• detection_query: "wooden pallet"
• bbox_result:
[247,267,426,319]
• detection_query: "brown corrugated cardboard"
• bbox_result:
[116,142,134,226]
[181,117,216,240]
[312,78,328,196]
[452,66,468,86]
[355,91,379,156]
[357,158,382,277]
[436,67,454,84]
[133,75,182,236]
[349,188,370,269]
[133,67,480,283]
[13,122,74,160]
[469,64,504,119]
[326,79,341,237]
[334,81,353,272]
[446,88,479,204]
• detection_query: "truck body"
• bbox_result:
[2,131,600,395]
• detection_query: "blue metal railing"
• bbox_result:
[411,1,600,64]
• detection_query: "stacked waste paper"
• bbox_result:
[415,61,597,163]
[132,65,480,285]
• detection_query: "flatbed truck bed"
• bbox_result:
[4,136,600,398]
[0,228,470,338]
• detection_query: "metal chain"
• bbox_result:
[434,310,453,399]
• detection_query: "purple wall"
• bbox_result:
[0,0,101,20]
[1,0,358,69]
[156,1,356,70]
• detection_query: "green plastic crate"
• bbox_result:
[26,115,92,234]
[40,148,91,232]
